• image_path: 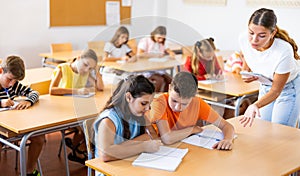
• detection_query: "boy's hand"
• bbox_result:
[14,101,31,110]
[1,99,14,108]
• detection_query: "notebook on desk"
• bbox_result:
[182,128,237,150]
[0,101,19,112]
[132,146,188,172]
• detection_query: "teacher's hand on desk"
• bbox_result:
[239,104,260,127]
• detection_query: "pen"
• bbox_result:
[145,128,153,140]
[195,134,221,141]
[4,88,11,99]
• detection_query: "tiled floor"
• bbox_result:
[0,132,87,176]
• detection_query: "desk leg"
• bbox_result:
[20,133,31,176]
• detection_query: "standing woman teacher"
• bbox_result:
[239,8,300,127]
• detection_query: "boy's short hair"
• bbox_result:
[170,72,198,98]
[2,56,25,80]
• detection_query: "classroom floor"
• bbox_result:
[0,132,87,176]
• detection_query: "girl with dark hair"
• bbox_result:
[93,75,162,176]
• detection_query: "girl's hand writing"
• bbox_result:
[239,104,260,127]
[144,140,163,153]
[76,88,89,95]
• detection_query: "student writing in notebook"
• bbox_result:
[103,26,136,63]
[239,8,300,127]
[137,26,174,92]
[0,56,43,176]
[93,75,162,176]
[49,49,104,164]
[102,26,137,78]
[184,38,223,80]
[148,72,234,150]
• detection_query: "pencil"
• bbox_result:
[145,128,153,140]
[4,88,11,99]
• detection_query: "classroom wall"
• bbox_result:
[166,0,300,51]
[1,0,299,68]
[0,0,157,68]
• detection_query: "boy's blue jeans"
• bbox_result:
[258,73,300,127]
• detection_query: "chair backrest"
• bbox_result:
[127,39,137,55]
[88,41,105,61]
[83,117,97,176]
[51,43,73,53]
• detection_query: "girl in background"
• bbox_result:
[103,26,136,62]
[184,38,223,80]
[49,49,104,164]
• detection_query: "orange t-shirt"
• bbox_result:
[149,94,219,131]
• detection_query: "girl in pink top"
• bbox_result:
[137,26,175,58]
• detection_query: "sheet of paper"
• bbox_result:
[106,1,120,25]
[64,92,95,98]
[132,146,188,172]
[148,58,168,62]
[240,71,273,85]
[182,128,237,150]
[198,79,226,85]
[122,0,131,6]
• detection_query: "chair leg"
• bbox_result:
[60,130,70,176]
[57,137,63,157]
[37,158,43,176]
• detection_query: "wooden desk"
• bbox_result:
[0,86,112,175]
[86,117,300,176]
[101,55,184,76]
[39,50,82,68]
[198,73,259,116]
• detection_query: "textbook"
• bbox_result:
[182,128,237,150]
[240,71,273,85]
[132,146,188,172]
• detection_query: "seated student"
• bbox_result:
[93,75,162,176]
[149,72,234,150]
[184,38,223,80]
[49,49,104,164]
[0,56,44,176]
[224,51,243,74]
[137,26,175,92]
[102,26,137,79]
[103,26,136,63]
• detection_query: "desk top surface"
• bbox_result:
[0,86,112,136]
[86,117,300,176]
[101,55,184,73]
[198,73,260,97]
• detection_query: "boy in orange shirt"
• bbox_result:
[149,72,234,150]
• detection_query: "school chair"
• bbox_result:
[42,43,73,68]
[87,41,105,61]
[83,117,97,176]
[127,38,137,55]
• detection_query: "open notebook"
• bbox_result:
[182,128,237,149]
[132,146,188,172]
